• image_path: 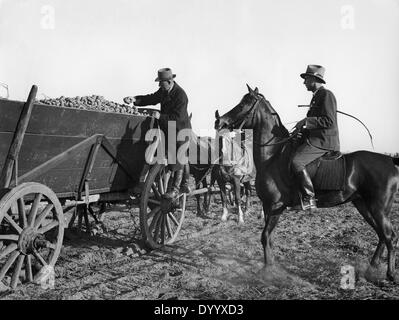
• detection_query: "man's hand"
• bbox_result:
[295,118,307,130]
[123,96,136,105]
[291,127,305,143]
[152,111,160,119]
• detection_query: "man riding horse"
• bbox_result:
[293,64,340,210]
[124,68,192,200]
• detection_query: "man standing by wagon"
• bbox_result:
[124,68,192,200]
[292,64,340,210]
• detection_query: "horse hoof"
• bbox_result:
[238,219,244,225]
[221,216,228,222]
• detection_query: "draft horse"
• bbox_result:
[210,130,254,224]
[188,130,253,223]
[215,84,399,281]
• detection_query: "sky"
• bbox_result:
[0,0,398,153]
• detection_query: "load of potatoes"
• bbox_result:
[38,95,153,116]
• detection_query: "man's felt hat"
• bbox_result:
[155,68,176,82]
[300,65,326,84]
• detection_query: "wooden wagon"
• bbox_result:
[0,86,208,290]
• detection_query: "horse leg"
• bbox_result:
[219,181,229,222]
[227,184,234,205]
[360,195,397,281]
[202,179,210,214]
[233,178,244,224]
[244,181,251,213]
[261,204,282,267]
[193,177,202,216]
[353,199,385,267]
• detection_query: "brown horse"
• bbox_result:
[215,84,399,281]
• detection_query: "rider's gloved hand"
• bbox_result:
[291,128,305,143]
[295,118,307,130]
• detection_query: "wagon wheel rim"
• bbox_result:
[0,182,64,290]
[140,164,186,249]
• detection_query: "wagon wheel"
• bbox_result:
[0,182,64,290]
[139,164,186,250]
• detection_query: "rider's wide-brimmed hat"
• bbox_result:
[300,65,326,84]
[155,68,176,82]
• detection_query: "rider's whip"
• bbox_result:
[336,110,374,149]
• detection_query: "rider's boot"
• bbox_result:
[163,169,184,201]
[297,168,317,211]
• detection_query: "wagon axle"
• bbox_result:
[18,227,48,255]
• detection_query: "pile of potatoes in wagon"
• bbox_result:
[38,95,153,116]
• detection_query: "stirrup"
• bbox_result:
[300,197,317,211]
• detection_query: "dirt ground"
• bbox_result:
[2,190,399,300]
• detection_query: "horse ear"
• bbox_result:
[246,84,253,93]
[215,110,220,119]
[254,87,259,94]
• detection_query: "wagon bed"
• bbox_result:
[0,98,152,199]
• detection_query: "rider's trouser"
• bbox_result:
[291,143,326,173]
[292,142,326,204]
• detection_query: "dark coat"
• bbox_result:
[305,86,340,151]
[134,81,191,132]
[134,81,192,170]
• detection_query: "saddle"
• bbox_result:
[305,151,346,191]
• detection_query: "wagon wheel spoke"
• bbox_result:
[148,199,161,206]
[165,215,173,238]
[10,254,24,289]
[34,204,54,230]
[37,221,59,234]
[25,255,33,282]
[163,171,171,193]
[0,251,20,282]
[0,243,18,259]
[158,175,165,195]
[17,197,27,228]
[28,193,43,227]
[3,213,22,234]
[0,234,19,241]
[167,212,179,227]
[147,206,161,221]
[148,211,161,234]
[33,249,47,267]
[151,183,162,200]
[152,214,163,243]
[160,215,166,244]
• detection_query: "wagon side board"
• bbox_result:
[0,98,154,199]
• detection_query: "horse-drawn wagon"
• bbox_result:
[0,85,208,290]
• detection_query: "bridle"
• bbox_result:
[222,93,299,147]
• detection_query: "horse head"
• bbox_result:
[216,85,281,131]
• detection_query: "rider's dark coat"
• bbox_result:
[305,86,340,151]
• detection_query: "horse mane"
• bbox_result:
[257,94,290,138]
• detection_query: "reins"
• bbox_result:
[234,94,299,147]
